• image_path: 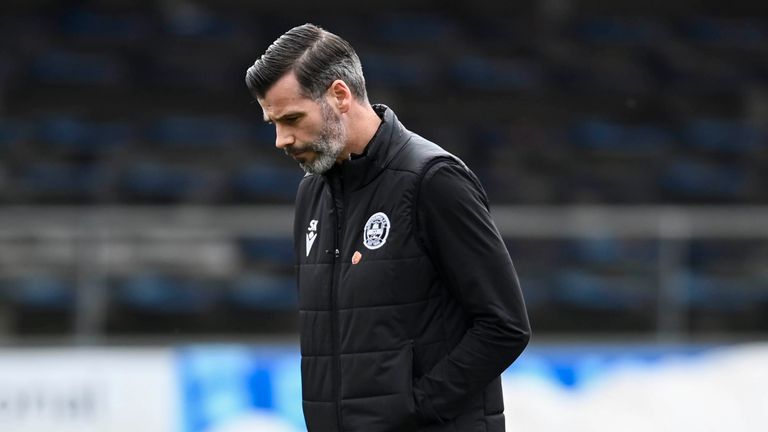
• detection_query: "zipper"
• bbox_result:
[328,174,344,430]
[332,242,342,429]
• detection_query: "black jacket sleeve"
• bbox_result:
[412,160,531,423]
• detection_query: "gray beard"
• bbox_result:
[297,101,346,175]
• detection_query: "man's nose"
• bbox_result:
[275,124,294,149]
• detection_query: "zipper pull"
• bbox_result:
[334,249,340,258]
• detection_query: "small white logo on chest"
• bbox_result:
[363,212,390,250]
[306,219,318,256]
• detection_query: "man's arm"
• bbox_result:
[413,160,531,423]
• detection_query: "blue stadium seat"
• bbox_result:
[21,163,106,198]
[147,116,248,148]
[451,56,543,91]
[227,274,297,311]
[238,237,294,265]
[550,51,652,93]
[373,15,457,44]
[362,53,436,89]
[687,239,760,271]
[563,237,623,265]
[554,270,654,310]
[681,119,763,153]
[573,17,668,45]
[31,50,129,86]
[0,54,18,89]
[517,276,555,310]
[0,119,30,152]
[162,4,235,37]
[120,163,213,200]
[6,275,75,311]
[37,116,133,154]
[62,9,150,42]
[680,17,767,47]
[659,160,747,200]
[683,272,768,311]
[230,164,302,202]
[116,274,218,313]
[570,120,670,154]
[657,49,752,93]
[250,122,275,146]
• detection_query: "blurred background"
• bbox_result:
[0,0,767,431]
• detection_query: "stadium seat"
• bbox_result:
[30,50,129,86]
[37,116,133,154]
[451,56,544,91]
[147,116,248,149]
[237,237,294,266]
[681,119,763,153]
[372,14,457,44]
[569,120,670,155]
[115,274,218,314]
[5,275,75,310]
[229,165,302,202]
[0,119,29,153]
[119,163,214,201]
[680,17,768,47]
[659,160,747,201]
[161,3,235,37]
[362,53,437,89]
[572,16,668,45]
[554,270,655,310]
[21,162,107,200]
[516,275,555,310]
[227,274,297,311]
[61,9,151,42]
[683,272,768,311]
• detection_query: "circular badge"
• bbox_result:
[363,212,390,250]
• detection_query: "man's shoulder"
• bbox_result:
[387,131,458,175]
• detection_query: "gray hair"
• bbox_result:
[245,23,368,102]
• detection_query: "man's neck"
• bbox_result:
[342,103,383,159]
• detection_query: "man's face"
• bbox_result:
[258,72,346,175]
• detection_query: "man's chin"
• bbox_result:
[292,153,317,172]
[299,161,323,175]
[300,158,336,175]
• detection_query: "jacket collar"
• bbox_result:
[324,104,408,191]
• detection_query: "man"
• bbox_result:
[245,23,530,432]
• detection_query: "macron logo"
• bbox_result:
[306,219,318,257]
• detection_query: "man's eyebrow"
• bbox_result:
[264,111,304,124]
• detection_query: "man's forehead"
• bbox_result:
[258,72,313,119]
[258,97,311,122]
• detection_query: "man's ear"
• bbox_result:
[328,80,352,113]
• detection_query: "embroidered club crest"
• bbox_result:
[363,212,390,250]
